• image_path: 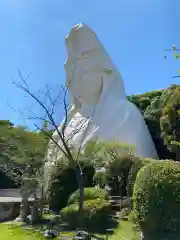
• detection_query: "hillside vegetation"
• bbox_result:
[0,84,179,189]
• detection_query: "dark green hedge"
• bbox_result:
[107,154,137,196]
[93,171,107,188]
[48,160,95,213]
[133,160,180,239]
[127,158,155,197]
[60,199,111,231]
[68,187,108,205]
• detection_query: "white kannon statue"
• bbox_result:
[46,23,158,170]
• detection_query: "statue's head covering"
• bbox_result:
[64,23,126,109]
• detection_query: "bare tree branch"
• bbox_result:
[172,76,180,78]
[61,62,76,139]
[12,76,74,162]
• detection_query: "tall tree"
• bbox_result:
[13,69,97,227]
[160,85,180,160]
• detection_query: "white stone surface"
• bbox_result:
[46,23,158,171]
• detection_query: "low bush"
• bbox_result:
[93,171,107,188]
[127,158,155,197]
[48,159,95,212]
[133,160,180,239]
[68,187,108,205]
[107,154,139,196]
[60,199,111,231]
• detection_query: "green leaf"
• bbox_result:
[173,51,180,60]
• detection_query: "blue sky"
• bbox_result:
[0,0,179,127]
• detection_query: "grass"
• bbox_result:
[109,219,140,240]
[0,223,45,240]
[0,222,74,240]
[0,219,139,240]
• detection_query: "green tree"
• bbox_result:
[107,154,137,197]
[13,73,99,227]
[48,156,95,212]
[160,85,180,160]
[143,89,174,159]
[0,120,48,221]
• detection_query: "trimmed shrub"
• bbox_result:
[60,199,111,231]
[133,160,180,239]
[48,160,95,212]
[93,171,107,188]
[127,158,155,197]
[107,154,139,196]
[68,187,108,205]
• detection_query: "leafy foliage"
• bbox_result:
[127,158,155,197]
[0,168,19,188]
[48,158,95,212]
[60,199,111,231]
[0,84,179,190]
[68,187,108,205]
[160,85,180,160]
[107,154,138,196]
[93,171,107,188]
[128,85,180,160]
[127,90,163,114]
[0,121,48,189]
[133,161,180,239]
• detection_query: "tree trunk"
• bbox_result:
[19,197,29,222]
[118,176,123,211]
[78,172,84,229]
[31,192,40,224]
[39,184,44,217]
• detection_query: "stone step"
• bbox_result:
[109,196,121,199]
[109,199,121,203]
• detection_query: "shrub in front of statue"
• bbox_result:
[133,160,180,239]
[60,199,110,231]
[127,157,155,197]
[48,159,95,212]
[68,187,108,205]
[93,171,107,188]
[107,154,139,196]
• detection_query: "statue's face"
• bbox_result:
[65,56,103,103]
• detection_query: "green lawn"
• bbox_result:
[0,219,139,240]
[109,220,140,240]
[0,222,73,240]
[0,223,44,240]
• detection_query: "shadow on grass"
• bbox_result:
[10,215,119,238]
[56,217,119,235]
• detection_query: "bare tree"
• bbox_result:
[12,68,97,227]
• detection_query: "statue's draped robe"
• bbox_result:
[45,23,158,189]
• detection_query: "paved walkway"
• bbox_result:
[0,197,35,203]
[0,189,40,203]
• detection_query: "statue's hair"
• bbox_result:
[64,23,126,110]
